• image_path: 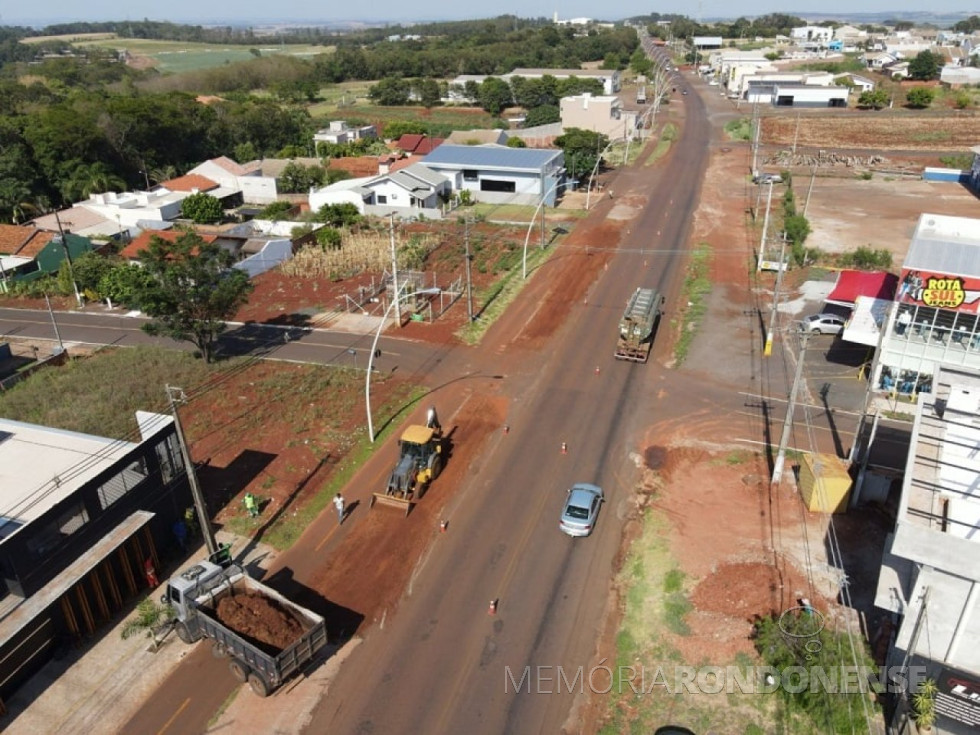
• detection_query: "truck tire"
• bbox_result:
[174,621,198,644]
[248,672,270,697]
[229,659,249,683]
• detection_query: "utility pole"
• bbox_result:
[388,214,401,324]
[802,165,817,219]
[464,218,474,321]
[54,211,83,308]
[750,102,761,176]
[772,330,809,485]
[44,293,65,353]
[764,232,788,358]
[757,180,774,272]
[166,385,218,556]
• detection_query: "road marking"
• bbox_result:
[314,522,340,552]
[156,697,190,735]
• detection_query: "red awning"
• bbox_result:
[826,270,898,306]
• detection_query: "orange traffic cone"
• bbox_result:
[488,599,498,615]
[561,442,568,455]
[503,424,510,435]
[440,520,448,533]
[594,366,600,376]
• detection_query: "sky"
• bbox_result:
[3,1,978,27]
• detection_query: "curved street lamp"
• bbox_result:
[585,140,619,210]
[522,179,578,280]
[365,285,442,442]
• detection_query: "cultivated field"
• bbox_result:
[55,37,331,73]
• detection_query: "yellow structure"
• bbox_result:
[798,453,852,513]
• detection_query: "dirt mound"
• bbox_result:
[216,593,306,653]
[690,560,815,621]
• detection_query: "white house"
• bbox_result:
[185,157,278,205]
[309,163,452,220]
[791,25,833,46]
[313,121,377,149]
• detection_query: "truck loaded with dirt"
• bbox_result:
[163,561,327,696]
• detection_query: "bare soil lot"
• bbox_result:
[763,111,980,152]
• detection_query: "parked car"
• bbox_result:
[753,172,783,184]
[559,483,604,537]
[800,313,846,335]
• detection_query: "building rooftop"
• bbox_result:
[421,143,562,171]
[906,213,980,279]
[0,419,140,535]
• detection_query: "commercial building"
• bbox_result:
[0,413,193,703]
[873,214,980,397]
[873,365,980,734]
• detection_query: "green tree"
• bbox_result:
[554,127,608,178]
[180,192,223,224]
[368,77,410,105]
[315,226,342,249]
[857,88,889,109]
[477,77,513,114]
[905,86,935,109]
[524,105,560,127]
[260,200,294,220]
[506,136,527,148]
[381,120,427,140]
[98,262,156,307]
[908,50,942,80]
[65,251,115,295]
[139,232,254,363]
[317,202,362,227]
[279,161,326,193]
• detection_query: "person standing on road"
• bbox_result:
[334,493,345,524]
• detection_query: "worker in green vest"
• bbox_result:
[244,492,258,518]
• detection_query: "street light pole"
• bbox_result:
[365,286,441,442]
[523,179,577,279]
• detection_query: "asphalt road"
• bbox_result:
[301,91,711,733]
[0,307,443,377]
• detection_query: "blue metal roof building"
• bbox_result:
[421,144,567,206]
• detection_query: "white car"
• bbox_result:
[801,313,845,335]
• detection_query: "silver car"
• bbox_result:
[801,313,845,335]
[559,483,604,537]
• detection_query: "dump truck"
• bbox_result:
[614,287,663,362]
[162,560,327,696]
[371,406,445,515]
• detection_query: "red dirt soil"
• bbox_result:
[215,592,306,653]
